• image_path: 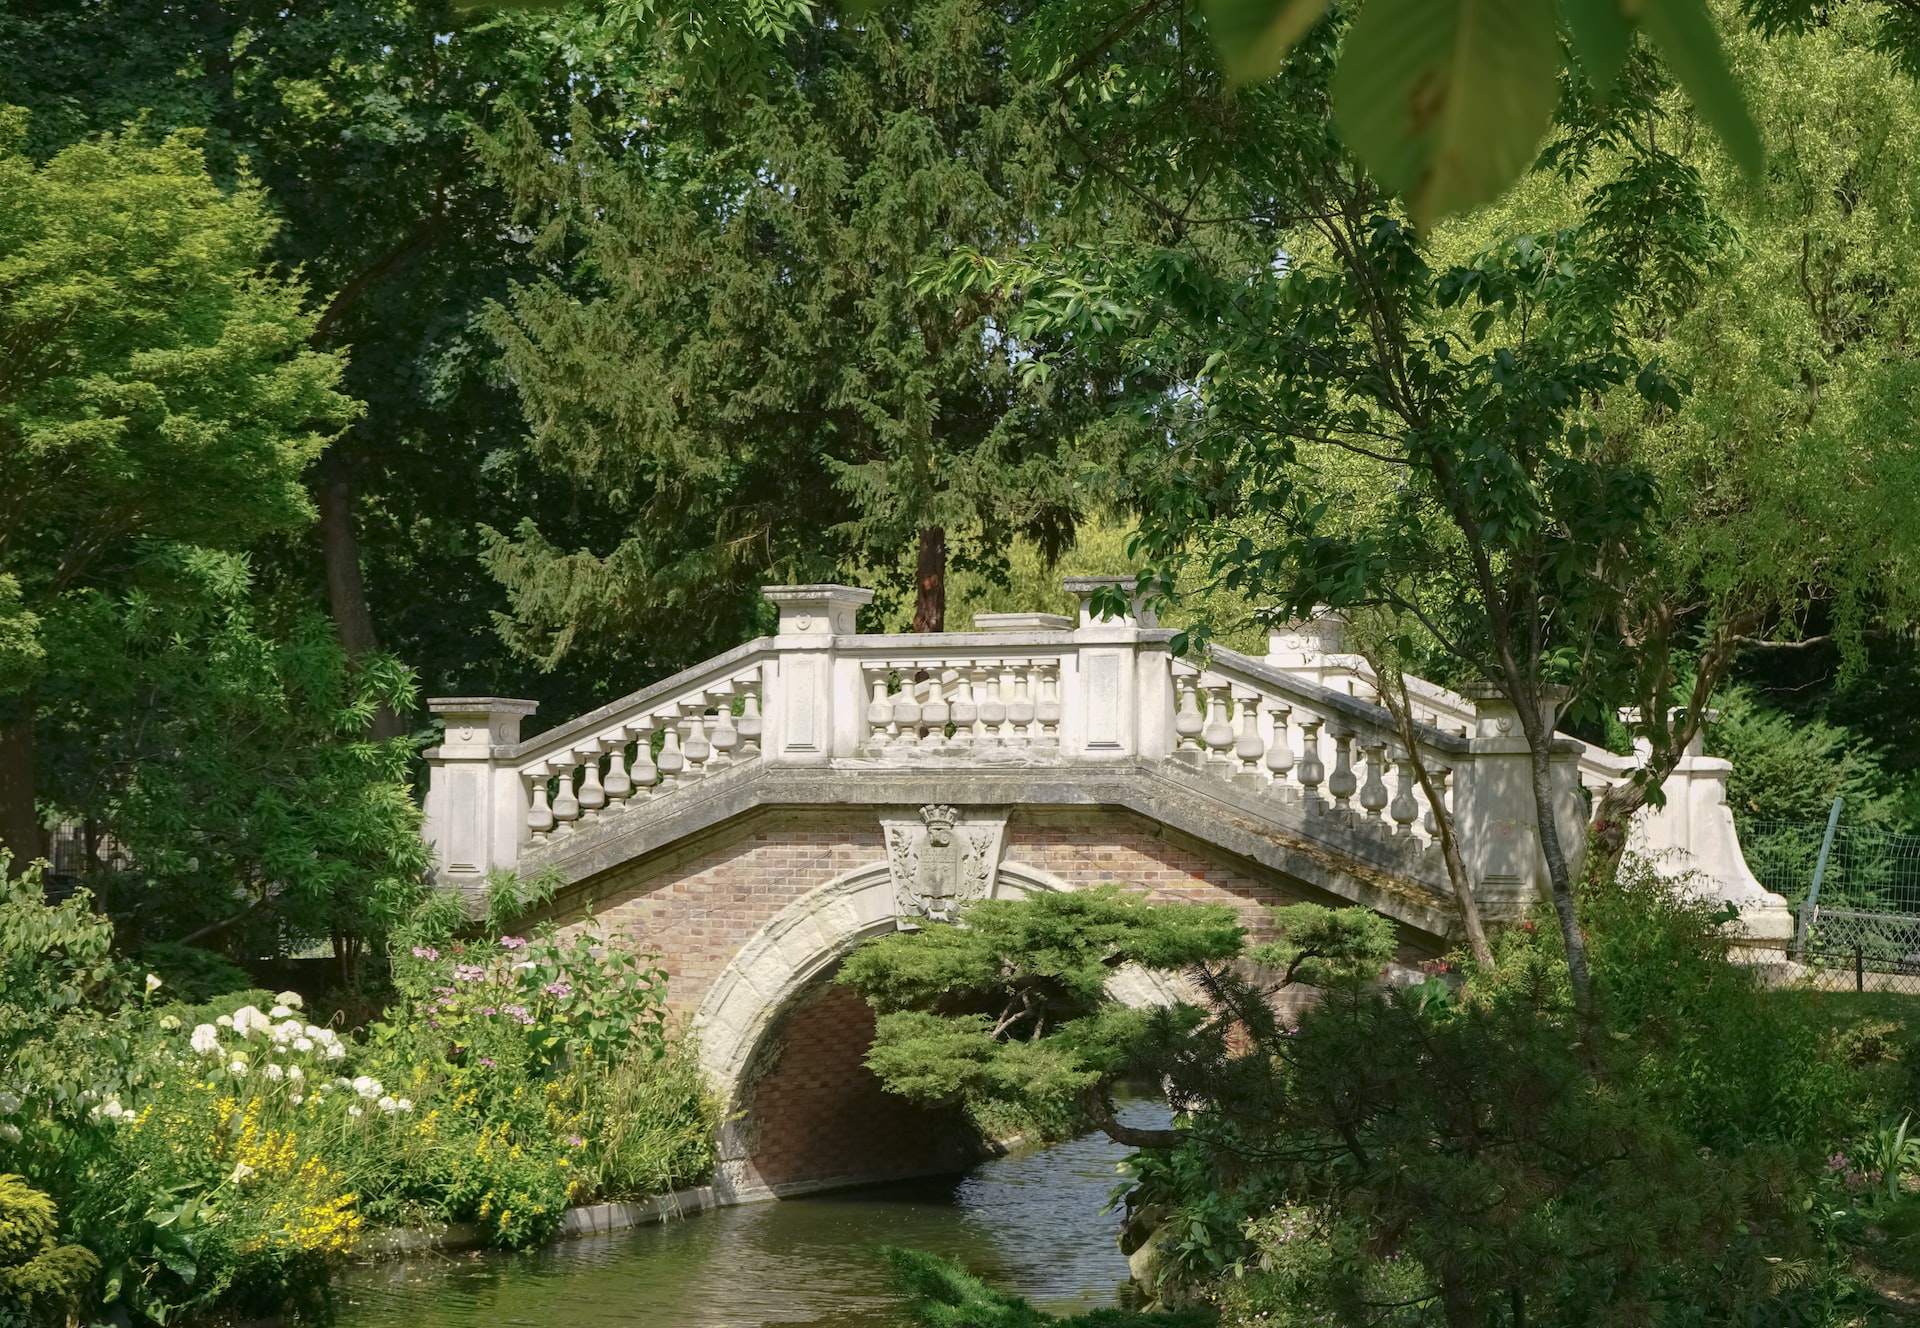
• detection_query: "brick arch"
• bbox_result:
[694,856,1078,1199]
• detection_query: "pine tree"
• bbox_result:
[481,0,1097,655]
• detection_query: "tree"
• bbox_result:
[0,114,353,863]
[479,0,1104,652]
[846,881,1885,1325]
[930,18,1740,1027]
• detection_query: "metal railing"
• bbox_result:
[1750,801,1920,991]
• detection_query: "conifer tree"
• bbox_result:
[481,0,1096,654]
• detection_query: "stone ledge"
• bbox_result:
[354,1184,726,1261]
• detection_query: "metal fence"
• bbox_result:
[1743,803,1920,992]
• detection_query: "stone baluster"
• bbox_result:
[1034,663,1062,747]
[736,678,763,757]
[681,706,712,779]
[550,754,581,829]
[1232,692,1266,787]
[576,743,607,820]
[1327,728,1357,813]
[1007,663,1036,745]
[978,666,1007,746]
[1390,748,1419,838]
[1424,765,1451,838]
[602,733,633,804]
[920,667,949,750]
[1297,719,1326,811]
[628,721,659,794]
[1202,685,1236,775]
[655,716,685,787]
[526,764,555,840]
[949,669,977,749]
[1173,676,1205,757]
[865,668,893,756]
[707,688,739,771]
[891,673,922,751]
[1358,740,1389,823]
[1264,702,1295,800]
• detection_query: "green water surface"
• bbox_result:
[334,1103,1161,1328]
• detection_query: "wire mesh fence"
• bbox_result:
[1741,813,1920,993]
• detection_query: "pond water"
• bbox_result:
[334,1099,1165,1328]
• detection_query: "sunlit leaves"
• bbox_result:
[1332,0,1561,225]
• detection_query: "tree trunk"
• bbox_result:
[1079,1084,1184,1149]
[0,694,41,873]
[1362,649,1494,969]
[1522,718,1598,1039]
[912,526,947,633]
[317,466,407,740]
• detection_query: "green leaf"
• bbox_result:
[1635,0,1764,178]
[1333,0,1562,225]
[1203,0,1334,83]
[1557,0,1633,94]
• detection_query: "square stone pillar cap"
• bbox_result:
[762,584,873,637]
[1063,575,1158,627]
[428,697,538,752]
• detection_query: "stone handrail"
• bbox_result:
[420,581,1785,939]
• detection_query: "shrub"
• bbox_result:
[0,1175,96,1328]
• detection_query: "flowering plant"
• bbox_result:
[390,923,669,1073]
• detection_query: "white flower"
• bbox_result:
[191,1024,221,1056]
[227,1060,248,1077]
[264,1064,284,1082]
[230,1006,272,1040]
[0,1092,20,1114]
[269,1004,292,1019]
[276,991,304,1010]
[324,1042,346,1061]
[271,1020,302,1045]
[316,1083,334,1096]
[377,1096,399,1114]
[78,1089,97,1105]
[293,1037,313,1052]
[347,1105,363,1118]
[158,1015,181,1032]
[230,1161,254,1183]
[288,1066,304,1083]
[216,1015,233,1028]
[145,973,163,993]
[351,1076,383,1100]
[333,1077,351,1089]
[92,1099,125,1121]
[290,1094,304,1106]
[395,1098,412,1112]
[0,1124,20,1143]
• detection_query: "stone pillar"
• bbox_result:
[423,697,539,905]
[1629,709,1793,942]
[1447,682,1567,917]
[762,584,873,764]
[1064,576,1164,761]
[1264,607,1371,696]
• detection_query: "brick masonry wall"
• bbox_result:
[579,805,1338,1190]
[734,980,969,1193]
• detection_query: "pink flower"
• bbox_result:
[411,946,440,960]
[453,964,485,983]
[500,936,529,950]
[543,981,572,998]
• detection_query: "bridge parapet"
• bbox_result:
[421,581,1786,939]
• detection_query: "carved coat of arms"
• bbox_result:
[880,805,1007,922]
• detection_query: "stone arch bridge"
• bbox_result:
[422,582,1785,1200]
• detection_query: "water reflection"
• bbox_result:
[336,1100,1165,1328]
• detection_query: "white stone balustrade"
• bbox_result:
[422,579,1783,939]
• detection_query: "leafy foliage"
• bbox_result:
[853,866,1912,1324]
